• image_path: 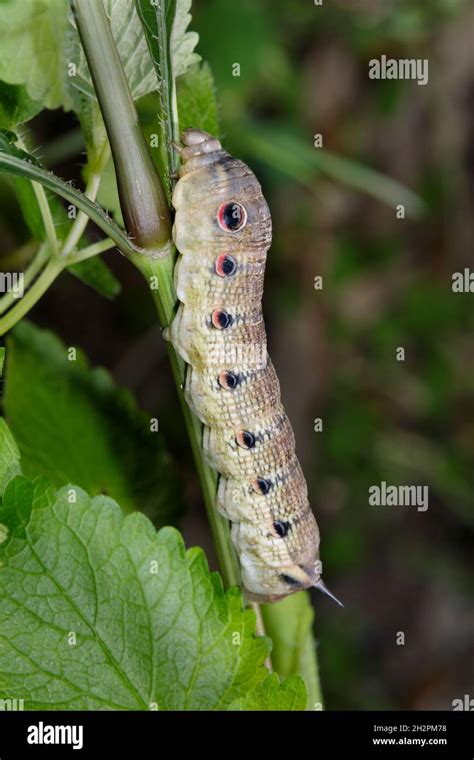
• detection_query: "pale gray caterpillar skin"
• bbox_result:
[168,129,341,605]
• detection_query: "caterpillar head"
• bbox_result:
[172,128,272,256]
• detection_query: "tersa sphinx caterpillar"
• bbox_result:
[168,129,342,605]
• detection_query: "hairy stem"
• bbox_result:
[31,182,60,257]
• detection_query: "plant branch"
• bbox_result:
[71,0,171,251]
[61,142,110,258]
[31,182,60,256]
[66,237,116,265]
[0,152,138,257]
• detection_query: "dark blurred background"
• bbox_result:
[0,0,473,710]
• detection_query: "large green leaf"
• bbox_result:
[0,423,306,710]
[4,322,181,523]
[177,63,219,137]
[70,0,160,105]
[136,0,201,180]
[0,0,165,113]
[0,81,42,130]
[0,0,71,111]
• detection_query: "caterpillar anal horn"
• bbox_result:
[313,579,344,608]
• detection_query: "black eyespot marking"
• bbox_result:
[218,371,239,390]
[211,309,232,329]
[252,478,272,495]
[273,520,290,538]
[279,573,302,588]
[215,254,237,277]
[217,202,247,232]
[236,430,256,449]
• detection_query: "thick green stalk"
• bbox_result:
[72,0,171,251]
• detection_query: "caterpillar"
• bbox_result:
[168,128,342,605]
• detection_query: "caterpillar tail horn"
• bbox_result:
[314,579,344,608]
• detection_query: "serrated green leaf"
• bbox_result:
[136,0,201,181]
[229,673,307,711]
[169,0,201,78]
[67,254,121,300]
[177,63,219,136]
[0,81,42,130]
[262,592,323,710]
[136,0,200,80]
[4,321,181,523]
[0,0,71,111]
[0,465,274,710]
[70,0,159,105]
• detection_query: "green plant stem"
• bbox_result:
[16,134,60,257]
[67,238,116,264]
[31,182,60,256]
[72,0,171,250]
[61,142,110,258]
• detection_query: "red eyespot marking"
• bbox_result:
[218,371,239,389]
[215,254,237,277]
[236,430,256,449]
[211,309,232,329]
[217,202,247,232]
[252,478,272,495]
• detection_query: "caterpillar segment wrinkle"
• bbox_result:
[168,128,342,605]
